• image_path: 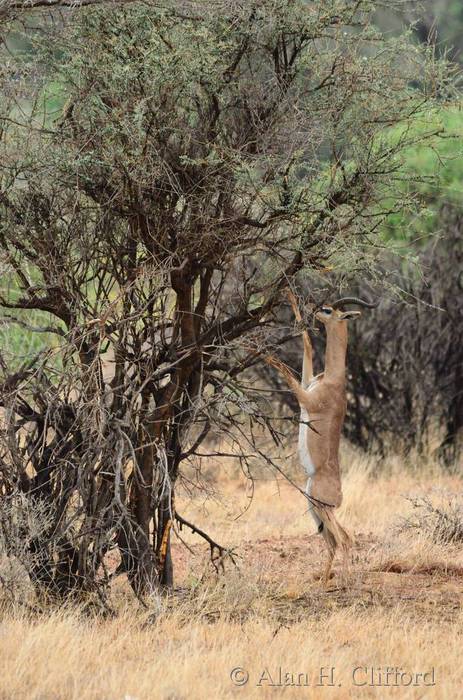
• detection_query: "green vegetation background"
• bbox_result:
[2,4,463,364]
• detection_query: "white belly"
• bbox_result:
[298,407,315,477]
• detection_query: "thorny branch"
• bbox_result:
[175,513,239,572]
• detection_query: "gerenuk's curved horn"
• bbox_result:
[331,296,379,310]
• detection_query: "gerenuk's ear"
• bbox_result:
[339,310,361,321]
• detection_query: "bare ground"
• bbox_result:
[1,451,462,699]
[168,531,463,625]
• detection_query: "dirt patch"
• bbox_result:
[373,560,463,576]
[169,530,463,624]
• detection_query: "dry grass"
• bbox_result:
[1,445,462,700]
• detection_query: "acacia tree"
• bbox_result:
[0,1,453,598]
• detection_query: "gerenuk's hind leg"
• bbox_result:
[322,547,336,588]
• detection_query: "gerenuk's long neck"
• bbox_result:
[324,322,348,382]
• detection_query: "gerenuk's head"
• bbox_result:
[315,297,378,326]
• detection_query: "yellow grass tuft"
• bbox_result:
[0,447,462,699]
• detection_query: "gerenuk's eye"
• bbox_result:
[321,307,332,315]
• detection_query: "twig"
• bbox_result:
[175,512,239,572]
